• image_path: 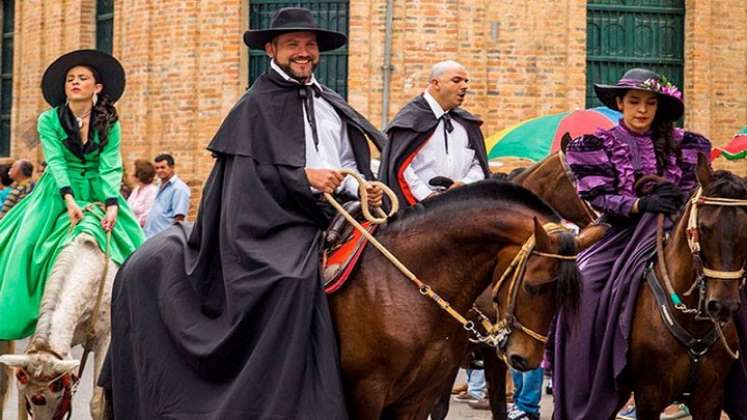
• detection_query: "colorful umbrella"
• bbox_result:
[485,107,622,161]
[711,126,747,161]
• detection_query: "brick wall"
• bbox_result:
[113,0,244,217]
[348,0,588,138]
[4,0,745,208]
[683,0,747,175]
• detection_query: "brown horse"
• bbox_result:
[510,134,598,228]
[620,161,747,419]
[431,143,602,420]
[329,180,604,419]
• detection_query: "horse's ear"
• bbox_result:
[0,354,30,369]
[50,359,80,375]
[560,132,572,153]
[695,152,713,189]
[575,223,609,251]
[533,217,551,250]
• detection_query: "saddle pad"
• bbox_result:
[322,222,376,294]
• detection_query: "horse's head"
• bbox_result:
[690,156,747,322]
[0,353,79,420]
[492,218,607,370]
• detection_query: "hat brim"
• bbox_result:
[42,49,126,107]
[594,83,684,122]
[243,28,347,52]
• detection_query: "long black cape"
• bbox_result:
[99,69,384,419]
[378,94,489,206]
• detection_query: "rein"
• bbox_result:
[325,170,576,348]
[489,223,576,349]
[25,202,112,420]
[653,188,747,361]
[558,150,600,225]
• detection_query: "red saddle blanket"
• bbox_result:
[322,222,376,294]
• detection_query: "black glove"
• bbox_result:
[652,182,684,201]
[638,193,680,214]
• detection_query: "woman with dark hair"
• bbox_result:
[552,69,712,420]
[126,159,157,227]
[0,50,144,340]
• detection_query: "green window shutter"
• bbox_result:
[96,0,114,54]
[248,0,349,98]
[0,0,14,156]
[586,0,685,110]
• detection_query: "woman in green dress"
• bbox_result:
[0,49,144,340]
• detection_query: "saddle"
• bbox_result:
[322,201,376,294]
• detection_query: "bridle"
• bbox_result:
[17,347,79,420]
[653,187,747,361]
[480,223,577,350]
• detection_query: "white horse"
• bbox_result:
[0,233,116,420]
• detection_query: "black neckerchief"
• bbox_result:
[58,105,99,162]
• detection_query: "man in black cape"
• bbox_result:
[99,7,385,419]
[379,60,490,206]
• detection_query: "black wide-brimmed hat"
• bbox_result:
[41,49,126,107]
[243,7,347,52]
[594,68,684,122]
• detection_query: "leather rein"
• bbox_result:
[325,169,578,348]
[485,223,577,350]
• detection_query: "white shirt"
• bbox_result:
[402,90,485,201]
[271,61,360,197]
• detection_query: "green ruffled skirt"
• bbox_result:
[0,171,144,339]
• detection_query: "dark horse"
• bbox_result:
[329,180,604,419]
[510,133,598,228]
[618,160,747,419]
[431,138,602,420]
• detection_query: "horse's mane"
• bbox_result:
[384,180,560,234]
[30,234,100,350]
[704,170,747,199]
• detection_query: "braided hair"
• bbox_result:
[79,64,119,147]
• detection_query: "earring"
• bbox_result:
[92,93,98,106]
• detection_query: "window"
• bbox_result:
[248,0,349,98]
[586,0,685,109]
[96,0,114,54]
[0,0,14,156]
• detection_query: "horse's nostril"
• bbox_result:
[30,394,47,405]
[509,354,529,371]
[725,301,741,316]
[706,300,722,316]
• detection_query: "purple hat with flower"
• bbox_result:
[594,68,684,121]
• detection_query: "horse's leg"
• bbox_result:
[90,335,111,420]
[688,389,726,420]
[482,347,508,420]
[427,367,459,420]
[347,376,388,420]
[0,340,12,419]
[633,391,670,420]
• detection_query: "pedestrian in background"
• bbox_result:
[127,159,157,228]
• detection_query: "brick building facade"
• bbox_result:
[1,0,745,215]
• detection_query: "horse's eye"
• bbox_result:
[49,378,64,393]
[524,283,540,295]
[16,369,29,385]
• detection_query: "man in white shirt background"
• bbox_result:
[379,60,490,206]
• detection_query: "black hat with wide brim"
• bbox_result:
[593,68,684,122]
[243,7,347,52]
[41,49,126,107]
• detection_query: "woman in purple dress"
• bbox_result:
[551,68,718,419]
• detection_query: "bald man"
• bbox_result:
[379,60,490,206]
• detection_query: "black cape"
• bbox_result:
[378,94,489,206]
[99,69,384,419]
